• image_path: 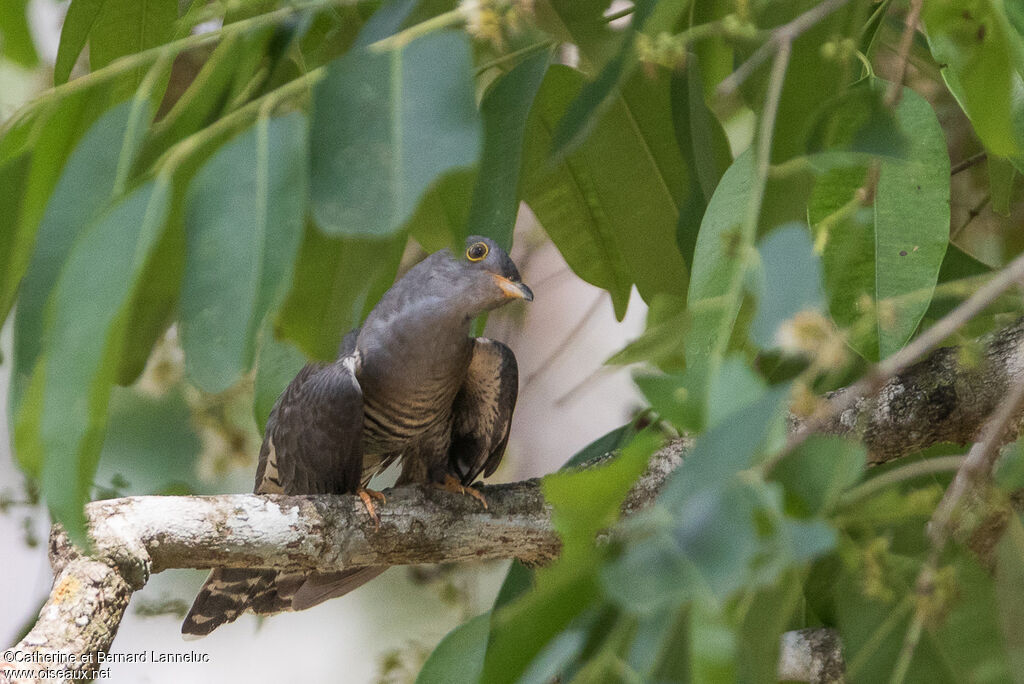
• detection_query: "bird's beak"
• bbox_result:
[493,275,534,301]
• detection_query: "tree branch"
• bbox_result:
[7,318,1024,683]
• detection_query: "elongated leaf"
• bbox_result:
[96,386,202,496]
[417,612,491,684]
[550,0,660,157]
[683,150,756,392]
[277,224,406,361]
[253,329,306,433]
[114,210,185,386]
[89,0,176,72]
[808,84,950,360]
[142,34,265,165]
[606,294,688,372]
[989,155,1017,216]
[671,55,733,267]
[0,152,32,320]
[524,65,689,319]
[54,0,105,84]
[770,435,865,516]
[17,179,171,546]
[0,0,38,67]
[750,224,824,349]
[535,0,618,70]
[310,31,482,237]
[406,170,476,252]
[12,99,151,405]
[466,51,550,250]
[0,86,125,332]
[924,0,1020,157]
[181,114,308,393]
[483,431,660,684]
[996,516,1024,680]
[750,0,863,163]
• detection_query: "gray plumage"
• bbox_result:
[182,237,531,636]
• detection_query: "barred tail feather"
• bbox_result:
[291,567,387,611]
[181,568,276,637]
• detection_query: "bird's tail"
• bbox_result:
[181,568,288,637]
[181,567,384,636]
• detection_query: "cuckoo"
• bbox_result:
[181,237,532,636]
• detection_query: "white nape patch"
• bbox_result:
[342,354,358,374]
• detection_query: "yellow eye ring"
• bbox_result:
[466,241,489,262]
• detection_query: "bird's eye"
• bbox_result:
[466,242,489,262]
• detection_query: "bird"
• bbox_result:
[181,236,532,636]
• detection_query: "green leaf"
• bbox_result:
[804,79,909,159]
[253,329,306,433]
[924,0,1020,157]
[604,389,791,606]
[89,0,177,79]
[543,430,661,554]
[465,51,550,250]
[141,34,270,165]
[55,0,104,84]
[96,386,202,496]
[737,570,804,684]
[706,357,767,428]
[996,516,1024,680]
[749,224,824,350]
[523,65,689,319]
[808,83,950,360]
[406,170,476,252]
[0,86,132,332]
[671,55,733,268]
[550,0,659,157]
[770,435,866,516]
[606,294,688,372]
[483,431,660,684]
[180,114,308,393]
[310,31,482,237]
[989,155,1017,216]
[684,150,756,390]
[749,0,863,163]
[534,0,617,69]
[634,369,705,433]
[12,98,151,406]
[417,612,491,684]
[19,179,171,547]
[113,208,185,386]
[0,0,38,67]
[276,224,406,361]
[0,152,32,320]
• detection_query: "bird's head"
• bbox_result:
[455,236,533,311]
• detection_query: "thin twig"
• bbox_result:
[0,0,342,138]
[891,362,1024,683]
[837,455,966,509]
[950,195,990,241]
[950,151,988,176]
[929,369,1024,546]
[769,250,1024,471]
[716,0,853,98]
[884,0,924,107]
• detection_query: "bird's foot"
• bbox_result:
[357,487,387,528]
[434,475,488,510]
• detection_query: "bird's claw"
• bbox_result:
[357,487,387,528]
[435,475,489,510]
